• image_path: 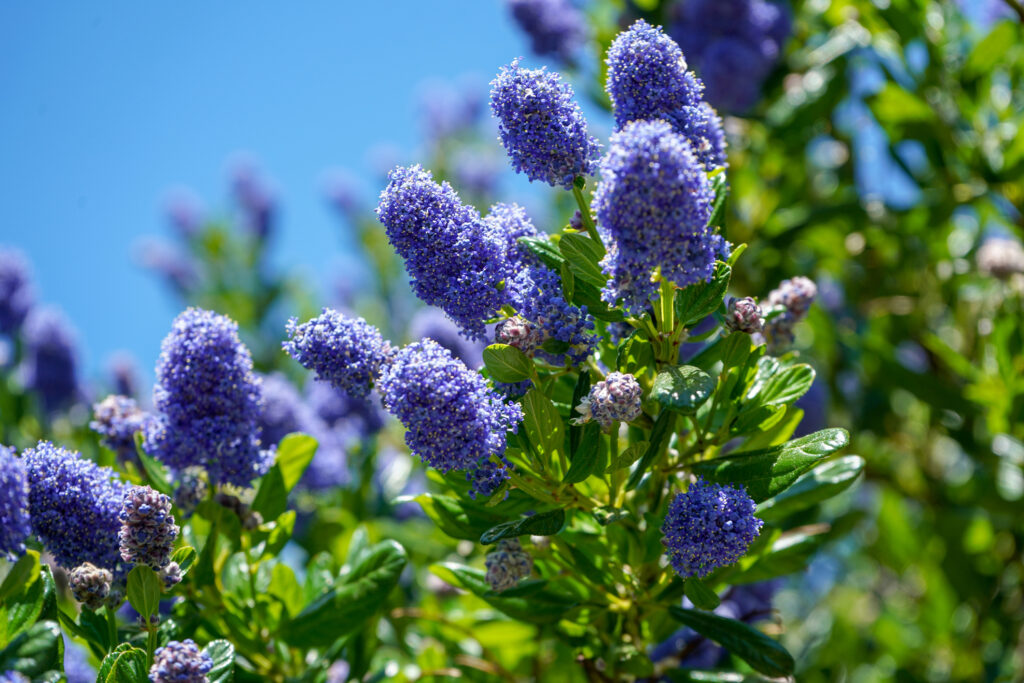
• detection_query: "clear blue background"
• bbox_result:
[0,2,523,385]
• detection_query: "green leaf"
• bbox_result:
[558,233,607,288]
[480,509,566,545]
[134,432,172,495]
[279,540,407,647]
[964,20,1018,79]
[684,577,721,610]
[0,620,63,680]
[204,639,236,683]
[98,643,147,683]
[170,546,198,577]
[674,262,731,326]
[626,410,677,491]
[517,236,564,270]
[2,561,54,647]
[564,422,600,484]
[605,441,648,473]
[707,172,728,230]
[277,433,318,491]
[0,550,40,603]
[668,607,794,677]
[429,563,574,624]
[652,366,715,414]
[250,465,287,522]
[483,344,535,383]
[126,565,162,622]
[522,388,564,461]
[692,428,850,503]
[407,493,504,541]
[560,259,575,302]
[869,83,934,124]
[752,363,815,407]
[617,330,656,377]
[757,455,865,520]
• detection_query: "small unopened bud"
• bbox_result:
[159,562,183,589]
[495,316,545,356]
[572,372,642,429]
[723,296,763,334]
[484,538,533,592]
[69,562,113,611]
[569,210,584,230]
[767,276,817,320]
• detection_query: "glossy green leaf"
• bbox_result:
[480,509,566,544]
[204,639,235,683]
[170,546,198,577]
[753,363,815,407]
[517,235,564,270]
[674,261,731,326]
[99,643,147,683]
[483,344,535,383]
[279,540,407,647]
[626,410,677,491]
[757,455,865,520]
[0,620,63,680]
[134,432,172,496]
[668,607,794,677]
[429,563,574,624]
[559,233,607,288]
[277,433,318,491]
[406,493,503,540]
[564,422,600,484]
[652,365,715,414]
[0,550,40,603]
[606,441,649,473]
[684,577,721,610]
[523,388,564,461]
[693,428,850,502]
[617,330,656,377]
[707,172,729,230]
[126,565,162,622]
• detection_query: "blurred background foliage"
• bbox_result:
[1,0,1022,680]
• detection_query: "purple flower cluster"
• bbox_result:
[283,310,390,398]
[605,20,727,171]
[509,266,597,365]
[485,537,534,591]
[21,306,80,414]
[119,485,179,573]
[506,0,586,64]
[149,639,213,683]
[408,307,486,370]
[91,395,149,459]
[144,308,271,487]
[0,446,30,559]
[661,478,763,578]
[573,372,643,429]
[762,276,817,354]
[377,340,522,498]
[490,60,600,189]
[23,441,128,572]
[593,120,722,313]
[69,562,114,610]
[669,0,791,113]
[377,165,510,340]
[723,296,764,335]
[0,247,34,335]
[0,672,29,683]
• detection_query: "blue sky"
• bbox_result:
[0,2,526,385]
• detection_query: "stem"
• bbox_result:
[658,278,675,335]
[146,626,158,667]
[571,180,603,244]
[105,606,118,653]
[608,428,623,507]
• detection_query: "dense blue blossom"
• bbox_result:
[144,308,270,487]
[119,485,179,572]
[305,379,386,441]
[284,310,390,397]
[509,266,597,365]
[91,395,149,459]
[0,445,30,559]
[377,165,509,339]
[506,0,586,63]
[593,120,720,313]
[605,20,727,170]
[662,478,763,578]
[69,562,113,610]
[0,247,34,335]
[149,639,213,683]
[23,441,128,572]
[669,0,791,113]
[21,306,80,413]
[572,372,643,429]
[485,537,533,591]
[258,373,315,447]
[490,60,600,188]
[377,340,522,497]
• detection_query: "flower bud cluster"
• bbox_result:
[573,372,643,429]
[485,538,534,592]
[69,562,114,610]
